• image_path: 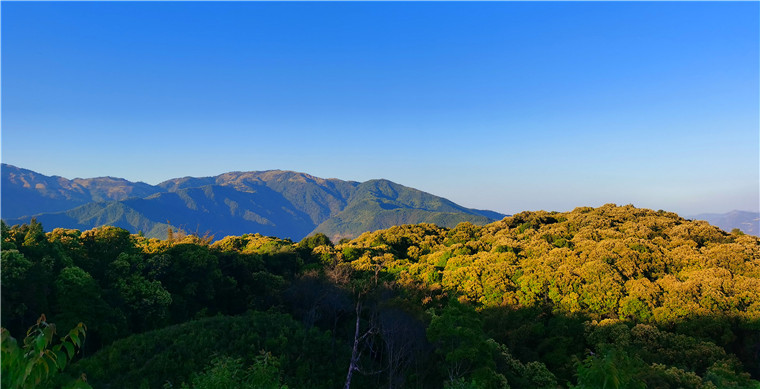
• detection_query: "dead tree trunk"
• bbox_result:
[344,300,363,389]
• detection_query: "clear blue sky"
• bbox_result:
[2,2,758,215]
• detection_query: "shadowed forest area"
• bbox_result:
[2,204,759,388]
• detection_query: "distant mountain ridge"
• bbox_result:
[311,179,501,241]
[1,164,161,219]
[1,164,504,241]
[688,210,759,236]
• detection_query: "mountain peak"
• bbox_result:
[2,165,505,241]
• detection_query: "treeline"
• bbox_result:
[2,204,759,388]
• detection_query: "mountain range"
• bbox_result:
[687,210,760,236]
[1,164,504,241]
[4,164,757,239]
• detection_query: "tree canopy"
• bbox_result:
[2,204,759,388]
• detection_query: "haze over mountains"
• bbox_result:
[687,210,760,236]
[3,163,757,239]
[1,164,503,241]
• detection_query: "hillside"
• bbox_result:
[2,165,505,241]
[312,179,495,241]
[689,210,760,236]
[1,164,161,218]
[2,204,758,388]
[158,170,360,227]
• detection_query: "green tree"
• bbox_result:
[574,348,646,389]
[114,274,172,332]
[1,315,91,389]
[78,226,135,281]
[54,266,124,349]
[1,249,35,334]
[179,353,287,389]
[427,300,505,388]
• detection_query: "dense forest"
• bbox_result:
[2,164,502,242]
[2,204,759,388]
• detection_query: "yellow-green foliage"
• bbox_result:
[3,205,759,388]
[335,204,760,324]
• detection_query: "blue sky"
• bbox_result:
[2,1,758,215]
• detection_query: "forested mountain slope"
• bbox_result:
[312,179,495,241]
[2,165,504,241]
[1,163,161,218]
[2,204,759,388]
[157,169,359,226]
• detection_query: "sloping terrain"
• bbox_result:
[689,210,759,236]
[2,165,505,241]
[312,179,495,241]
[3,204,758,388]
[1,164,161,218]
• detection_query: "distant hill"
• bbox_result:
[157,170,359,227]
[688,210,759,236]
[2,164,506,241]
[1,164,161,218]
[312,179,494,241]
